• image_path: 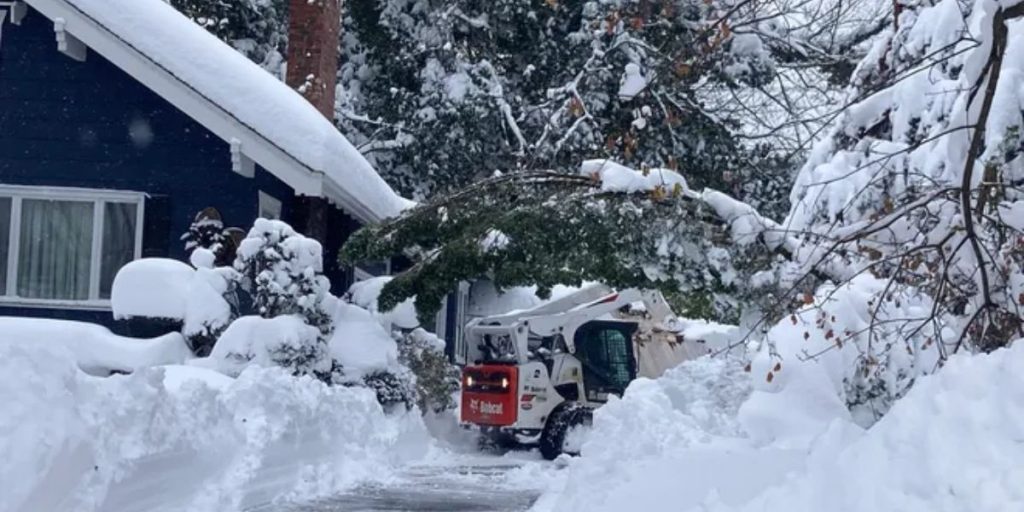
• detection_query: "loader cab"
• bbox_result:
[572,320,638,402]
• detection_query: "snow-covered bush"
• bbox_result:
[344,278,458,413]
[235,219,333,339]
[111,258,194,322]
[180,248,240,356]
[397,328,460,414]
[180,207,243,266]
[348,276,419,332]
[360,369,417,412]
[209,315,337,381]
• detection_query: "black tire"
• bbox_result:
[539,403,592,461]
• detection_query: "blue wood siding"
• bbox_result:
[0,7,357,331]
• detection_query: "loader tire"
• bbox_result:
[539,403,592,461]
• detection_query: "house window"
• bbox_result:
[258,191,282,220]
[0,186,144,307]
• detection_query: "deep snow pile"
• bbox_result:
[0,340,430,512]
[0,317,190,376]
[730,341,1024,512]
[539,341,1024,512]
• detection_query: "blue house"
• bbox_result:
[0,0,409,333]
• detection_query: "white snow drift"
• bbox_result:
[0,339,430,512]
[540,340,1024,512]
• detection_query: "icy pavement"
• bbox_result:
[254,453,551,512]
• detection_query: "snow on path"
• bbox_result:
[257,452,554,512]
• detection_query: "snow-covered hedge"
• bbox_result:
[209,315,334,380]
[111,258,195,321]
[0,340,430,512]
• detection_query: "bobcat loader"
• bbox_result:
[459,285,703,459]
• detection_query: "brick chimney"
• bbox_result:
[286,0,340,119]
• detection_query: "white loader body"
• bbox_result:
[458,284,703,452]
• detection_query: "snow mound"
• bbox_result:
[0,340,430,512]
[543,337,1024,512]
[0,317,190,376]
[111,258,195,320]
[547,356,806,512]
[733,341,1024,512]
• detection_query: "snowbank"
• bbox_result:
[111,258,194,320]
[0,340,430,512]
[543,357,806,512]
[541,341,1024,512]
[729,341,1024,512]
[0,317,190,376]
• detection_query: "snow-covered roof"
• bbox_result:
[23,0,412,223]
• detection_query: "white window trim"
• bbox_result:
[0,185,145,310]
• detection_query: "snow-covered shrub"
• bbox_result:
[347,276,419,332]
[360,369,417,412]
[396,328,460,414]
[327,299,419,408]
[209,315,337,380]
[111,258,194,322]
[344,279,457,413]
[180,207,239,265]
[182,249,241,357]
[235,219,333,338]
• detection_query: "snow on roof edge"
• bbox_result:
[26,0,411,223]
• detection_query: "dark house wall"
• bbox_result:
[0,7,358,331]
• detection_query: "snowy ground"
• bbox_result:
[6,313,1022,512]
[264,452,552,512]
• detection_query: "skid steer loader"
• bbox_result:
[458,285,703,459]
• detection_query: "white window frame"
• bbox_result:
[0,185,145,310]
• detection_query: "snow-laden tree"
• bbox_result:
[235,219,335,338]
[339,0,870,212]
[227,219,338,380]
[169,0,288,76]
[344,0,1024,421]
[341,161,788,324]
[757,0,1024,417]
